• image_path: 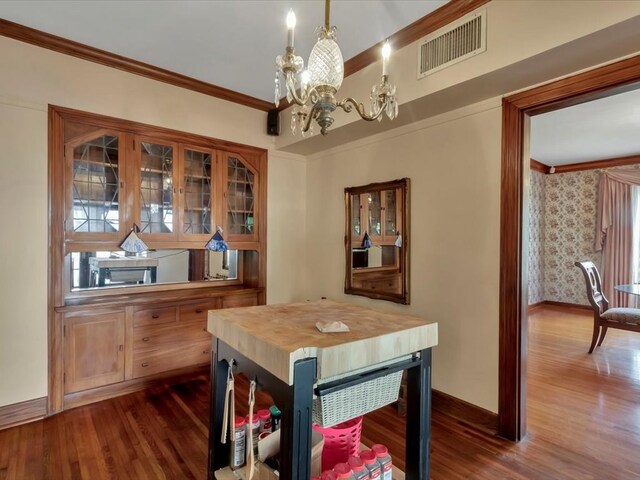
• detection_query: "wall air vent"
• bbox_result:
[418,9,486,79]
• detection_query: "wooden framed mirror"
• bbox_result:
[344,178,410,304]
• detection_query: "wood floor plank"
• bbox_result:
[1,307,640,478]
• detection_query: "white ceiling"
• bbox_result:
[0,0,447,103]
[530,86,640,166]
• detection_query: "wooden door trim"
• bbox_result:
[499,54,640,441]
[48,108,65,414]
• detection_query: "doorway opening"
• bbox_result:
[498,54,640,441]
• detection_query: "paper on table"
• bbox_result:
[315,321,350,333]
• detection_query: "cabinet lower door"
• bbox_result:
[64,311,125,394]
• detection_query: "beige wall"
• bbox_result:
[305,99,502,411]
[0,101,49,406]
[0,37,307,407]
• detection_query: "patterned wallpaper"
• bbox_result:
[543,169,601,305]
[527,165,640,306]
[528,171,545,305]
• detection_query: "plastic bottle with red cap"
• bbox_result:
[359,450,381,480]
[257,408,273,433]
[230,416,246,470]
[371,444,392,480]
[348,456,370,480]
[334,462,356,480]
[321,470,338,480]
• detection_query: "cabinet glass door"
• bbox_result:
[225,153,257,240]
[138,140,175,236]
[67,132,124,239]
[182,147,214,238]
[367,192,382,237]
[351,194,362,241]
[384,189,397,237]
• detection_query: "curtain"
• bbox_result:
[631,186,640,284]
[595,170,640,307]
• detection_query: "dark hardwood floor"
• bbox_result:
[2,306,640,479]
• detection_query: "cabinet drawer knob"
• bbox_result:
[203,350,208,355]
[195,309,203,314]
[142,337,150,342]
[141,362,149,367]
[151,314,160,319]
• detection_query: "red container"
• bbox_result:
[313,417,363,471]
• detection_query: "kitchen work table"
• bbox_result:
[206,300,438,480]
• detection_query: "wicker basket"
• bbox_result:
[312,370,403,427]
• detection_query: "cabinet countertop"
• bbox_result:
[207,299,438,385]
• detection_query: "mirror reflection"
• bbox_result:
[345,179,409,304]
[69,249,238,291]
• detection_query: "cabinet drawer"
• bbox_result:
[222,293,258,309]
[133,321,209,352]
[133,306,177,327]
[362,275,401,294]
[179,301,218,324]
[132,340,211,378]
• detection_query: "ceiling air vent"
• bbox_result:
[418,9,486,78]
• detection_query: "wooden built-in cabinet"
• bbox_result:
[50,106,267,413]
[65,131,262,247]
[63,309,126,394]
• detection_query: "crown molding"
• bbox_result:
[530,158,551,174]
[531,154,640,175]
[0,18,273,112]
[550,154,640,173]
[344,0,491,78]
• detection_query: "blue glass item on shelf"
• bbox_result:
[361,232,372,249]
[206,226,229,252]
[120,225,149,253]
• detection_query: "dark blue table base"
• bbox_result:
[207,338,432,480]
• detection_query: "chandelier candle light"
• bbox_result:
[274,0,398,136]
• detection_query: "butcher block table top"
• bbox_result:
[207,300,438,385]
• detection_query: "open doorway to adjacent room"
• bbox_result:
[499,57,640,440]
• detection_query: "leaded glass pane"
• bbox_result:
[183,149,212,235]
[140,142,174,234]
[384,190,397,236]
[227,157,255,235]
[351,194,361,237]
[72,135,120,233]
[367,192,381,236]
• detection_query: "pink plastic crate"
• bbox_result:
[313,416,363,471]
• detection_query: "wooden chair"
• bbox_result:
[575,261,640,353]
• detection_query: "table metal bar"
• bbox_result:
[405,348,432,480]
[208,339,231,476]
[279,358,316,480]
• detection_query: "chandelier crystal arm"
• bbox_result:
[284,72,320,106]
[338,96,386,122]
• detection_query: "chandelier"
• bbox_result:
[274,0,398,136]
